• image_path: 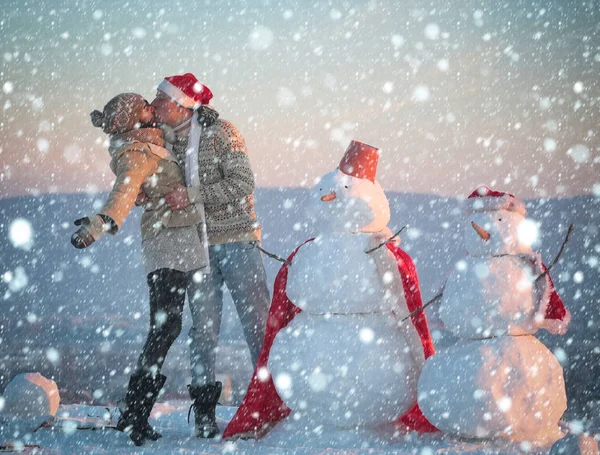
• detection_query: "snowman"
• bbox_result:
[417,186,571,443]
[223,141,437,440]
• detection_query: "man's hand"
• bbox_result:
[135,189,149,206]
[165,184,192,210]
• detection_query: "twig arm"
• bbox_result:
[365,226,406,254]
[400,291,443,323]
[257,245,291,266]
[535,223,574,283]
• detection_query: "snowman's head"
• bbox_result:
[464,186,534,256]
[307,140,390,234]
[308,169,390,233]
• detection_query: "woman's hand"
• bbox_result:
[165,184,192,210]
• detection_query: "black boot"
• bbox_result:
[188,382,222,438]
[116,372,166,446]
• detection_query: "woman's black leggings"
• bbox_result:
[135,268,189,375]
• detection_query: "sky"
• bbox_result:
[0,0,598,199]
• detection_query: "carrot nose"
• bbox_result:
[321,192,337,202]
[471,221,491,241]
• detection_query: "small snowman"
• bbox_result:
[418,186,570,444]
[224,141,437,440]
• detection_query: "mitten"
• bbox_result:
[71,214,115,249]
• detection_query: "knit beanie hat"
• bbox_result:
[90,93,148,134]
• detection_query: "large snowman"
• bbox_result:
[418,186,571,443]
[223,141,437,440]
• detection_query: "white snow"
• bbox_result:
[8,218,34,251]
[0,403,569,454]
[567,144,590,164]
[276,87,296,107]
[0,373,60,429]
[418,336,566,442]
[2,81,13,94]
[412,86,431,102]
[269,312,419,426]
[248,26,274,51]
[424,23,441,40]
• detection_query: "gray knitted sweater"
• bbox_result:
[172,113,261,245]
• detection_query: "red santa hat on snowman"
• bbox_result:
[466,185,527,216]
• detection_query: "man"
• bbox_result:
[150,73,270,438]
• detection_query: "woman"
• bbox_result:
[72,92,208,445]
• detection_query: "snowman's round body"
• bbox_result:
[440,255,547,339]
[268,233,421,427]
[418,206,567,442]
[417,336,565,441]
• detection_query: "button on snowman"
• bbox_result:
[223,141,436,439]
[418,186,570,443]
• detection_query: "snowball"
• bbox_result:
[257,367,270,381]
[496,396,512,412]
[382,81,394,94]
[274,373,292,390]
[46,348,60,364]
[9,218,34,250]
[553,347,567,364]
[516,218,539,247]
[437,59,449,71]
[0,373,60,420]
[131,27,147,39]
[412,86,430,102]
[5,266,28,292]
[36,137,50,153]
[2,81,14,94]
[573,81,584,94]
[543,138,557,152]
[249,26,274,51]
[391,35,405,49]
[100,43,113,56]
[64,143,83,163]
[424,23,440,40]
[329,9,342,20]
[359,327,375,344]
[307,370,329,392]
[276,87,296,107]
[567,144,590,163]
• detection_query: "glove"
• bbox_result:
[71,215,114,249]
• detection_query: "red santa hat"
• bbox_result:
[157,73,213,109]
[466,185,527,216]
[338,140,380,183]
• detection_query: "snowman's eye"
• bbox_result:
[498,218,503,221]
[344,185,348,189]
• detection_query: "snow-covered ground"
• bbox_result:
[0,403,567,454]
